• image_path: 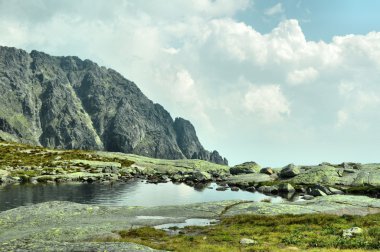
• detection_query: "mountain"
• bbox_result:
[0,46,228,165]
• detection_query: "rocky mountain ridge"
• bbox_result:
[0,46,227,165]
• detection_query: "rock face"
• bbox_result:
[0,46,227,164]
[173,118,227,165]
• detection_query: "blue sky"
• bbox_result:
[1,0,380,166]
[239,0,380,41]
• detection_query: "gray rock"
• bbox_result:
[0,241,162,252]
[302,195,315,200]
[223,195,380,216]
[216,186,228,191]
[308,184,332,195]
[278,183,295,192]
[245,186,256,192]
[307,188,327,197]
[257,185,278,194]
[342,227,363,238]
[260,167,274,175]
[230,162,261,175]
[342,162,362,170]
[240,238,257,245]
[226,173,273,186]
[190,171,212,182]
[279,164,300,178]
[0,46,227,165]
[230,186,240,191]
[328,187,344,195]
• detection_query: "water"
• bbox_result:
[155,218,218,234]
[0,180,296,212]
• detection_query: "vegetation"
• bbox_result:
[109,213,380,252]
[0,141,134,182]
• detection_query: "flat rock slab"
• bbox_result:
[226,173,273,184]
[1,195,379,251]
[0,241,162,252]
[223,195,380,216]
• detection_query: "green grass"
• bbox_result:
[0,141,134,183]
[106,213,380,252]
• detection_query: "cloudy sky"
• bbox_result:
[1,0,380,166]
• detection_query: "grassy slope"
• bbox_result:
[96,151,229,174]
[0,141,229,182]
[111,213,380,252]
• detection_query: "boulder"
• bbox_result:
[245,186,256,192]
[328,187,344,195]
[230,186,239,191]
[240,238,257,245]
[307,185,331,196]
[257,185,278,194]
[341,162,362,170]
[342,227,363,238]
[260,167,274,175]
[307,188,327,197]
[216,186,228,191]
[290,165,339,185]
[226,173,273,187]
[279,164,300,178]
[278,183,295,192]
[190,171,212,182]
[230,162,261,175]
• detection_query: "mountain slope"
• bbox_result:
[0,46,227,165]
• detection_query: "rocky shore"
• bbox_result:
[1,142,380,201]
[1,141,380,251]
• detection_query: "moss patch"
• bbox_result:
[0,141,134,183]
[110,213,380,252]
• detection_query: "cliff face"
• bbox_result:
[0,46,228,165]
[173,118,228,165]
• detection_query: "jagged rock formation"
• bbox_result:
[173,118,228,165]
[0,46,227,165]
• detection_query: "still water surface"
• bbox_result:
[0,180,293,212]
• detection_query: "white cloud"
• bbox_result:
[287,67,318,85]
[162,47,179,55]
[264,3,284,16]
[244,85,290,122]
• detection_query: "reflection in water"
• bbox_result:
[0,181,296,212]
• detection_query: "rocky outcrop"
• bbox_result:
[173,117,227,165]
[0,46,227,164]
[279,164,300,178]
[230,162,261,175]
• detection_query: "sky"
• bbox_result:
[1,0,380,167]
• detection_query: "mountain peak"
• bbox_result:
[0,46,228,165]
